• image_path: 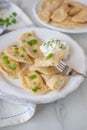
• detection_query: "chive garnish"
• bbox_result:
[28,34,32,36]
[32,49,37,53]
[29,75,37,80]
[21,54,25,57]
[32,87,40,93]
[27,39,37,46]
[14,47,19,51]
[35,70,39,73]
[60,44,66,49]
[0,12,17,27]
[3,56,9,65]
[10,64,17,70]
[21,46,26,51]
[46,53,54,59]
[11,18,16,24]
[12,12,17,17]
[3,56,8,60]
[4,60,9,64]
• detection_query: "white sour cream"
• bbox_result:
[40,39,70,60]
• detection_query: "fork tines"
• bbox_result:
[56,60,71,75]
[56,60,66,71]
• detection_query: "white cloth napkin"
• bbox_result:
[0,90,36,127]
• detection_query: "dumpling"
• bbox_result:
[4,44,33,65]
[18,67,50,94]
[72,9,87,23]
[29,66,60,75]
[19,32,44,59]
[42,74,69,91]
[40,0,64,12]
[67,1,82,16]
[66,1,87,23]
[38,0,64,23]
[0,52,21,78]
[51,2,70,22]
[33,51,66,67]
[38,10,51,23]
[51,17,87,28]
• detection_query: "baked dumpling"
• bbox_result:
[72,9,87,23]
[33,51,66,67]
[29,66,60,75]
[19,32,43,59]
[40,0,64,12]
[67,1,82,16]
[4,44,33,65]
[0,52,21,78]
[51,2,70,22]
[42,74,69,91]
[38,10,51,23]
[38,0,64,23]
[51,17,87,28]
[18,67,50,94]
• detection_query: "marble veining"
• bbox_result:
[54,100,67,130]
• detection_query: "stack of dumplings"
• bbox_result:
[38,0,87,28]
[0,32,69,95]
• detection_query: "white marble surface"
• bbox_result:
[1,0,87,130]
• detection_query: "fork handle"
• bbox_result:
[69,70,87,78]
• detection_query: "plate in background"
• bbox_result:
[33,0,87,33]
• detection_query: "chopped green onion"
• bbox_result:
[27,39,37,46]
[11,18,16,24]
[32,87,40,93]
[28,34,32,36]
[21,54,25,58]
[35,70,39,73]
[3,56,9,65]
[29,74,37,80]
[4,60,9,64]
[10,64,17,70]
[46,53,54,59]
[0,12,17,27]
[3,56,8,60]
[32,49,37,53]
[14,47,19,51]
[21,46,26,51]
[12,12,17,17]
[60,44,66,49]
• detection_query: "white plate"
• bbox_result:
[0,27,86,104]
[0,1,33,30]
[33,0,87,34]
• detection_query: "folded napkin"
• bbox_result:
[0,90,36,127]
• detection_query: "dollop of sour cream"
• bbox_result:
[40,39,70,60]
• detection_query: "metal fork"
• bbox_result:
[56,60,87,78]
